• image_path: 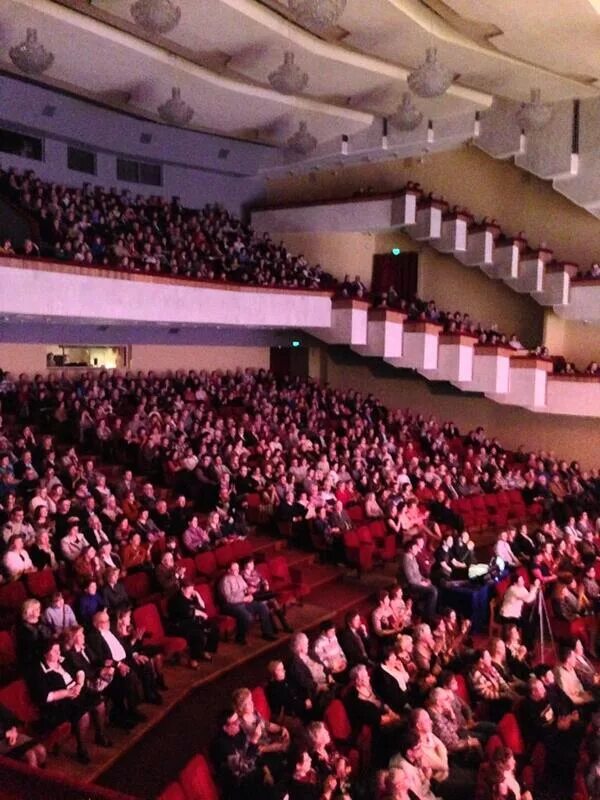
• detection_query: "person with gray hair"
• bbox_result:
[287,632,332,715]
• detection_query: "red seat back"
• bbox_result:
[0,631,16,666]
[251,686,271,722]
[497,712,525,755]
[214,544,234,570]
[0,680,39,724]
[356,526,373,545]
[485,733,504,761]
[231,539,252,562]
[194,584,218,618]
[179,754,219,800]
[0,582,27,611]
[454,673,470,703]
[157,782,186,800]
[123,572,151,602]
[25,569,57,600]
[175,558,197,582]
[132,603,165,642]
[194,551,217,579]
[268,556,291,583]
[324,699,352,742]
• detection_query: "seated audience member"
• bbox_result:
[554,645,595,707]
[469,650,517,722]
[427,687,483,764]
[101,567,130,615]
[2,534,35,580]
[167,579,219,666]
[60,520,87,562]
[0,700,46,767]
[241,556,292,633]
[344,664,400,766]
[477,745,532,800]
[78,579,105,626]
[29,528,57,571]
[211,707,268,800]
[265,659,309,722]
[287,632,333,713]
[494,530,519,569]
[438,671,496,744]
[312,620,348,681]
[338,609,374,668]
[233,687,290,780]
[182,514,210,554]
[16,598,51,675]
[86,609,145,728]
[371,644,411,714]
[121,531,152,573]
[218,561,276,645]
[399,539,438,622]
[155,550,185,596]
[306,720,353,790]
[389,586,412,631]
[389,729,438,800]
[42,591,78,635]
[29,639,107,764]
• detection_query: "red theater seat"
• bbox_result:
[194,551,217,580]
[157,782,186,800]
[25,569,57,600]
[132,603,187,658]
[0,680,71,750]
[194,583,236,640]
[179,754,219,800]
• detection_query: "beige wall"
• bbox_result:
[0,344,47,375]
[129,345,270,373]
[323,350,600,468]
[266,145,600,357]
[269,230,377,284]
[375,231,544,347]
[543,315,600,367]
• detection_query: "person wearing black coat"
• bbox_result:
[265,659,311,721]
[15,599,52,677]
[28,640,106,764]
[167,581,219,667]
[337,610,373,668]
[371,646,411,714]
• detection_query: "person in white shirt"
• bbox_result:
[60,521,87,562]
[499,574,540,624]
[494,530,519,568]
[2,534,35,580]
[312,621,347,678]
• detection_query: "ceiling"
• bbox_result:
[0,0,598,153]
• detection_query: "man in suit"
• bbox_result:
[399,539,438,622]
[338,610,373,668]
[86,610,144,727]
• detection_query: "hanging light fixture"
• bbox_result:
[288,0,347,32]
[268,52,309,95]
[407,47,453,98]
[389,92,423,131]
[516,88,553,131]
[9,29,54,75]
[158,87,194,126]
[286,121,317,155]
[130,0,181,34]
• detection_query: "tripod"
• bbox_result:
[534,587,556,665]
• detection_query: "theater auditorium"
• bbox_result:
[0,1,599,798]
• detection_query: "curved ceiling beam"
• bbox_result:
[385,0,599,96]
[218,0,492,107]
[12,0,375,127]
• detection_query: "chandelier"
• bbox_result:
[407,47,453,98]
[516,88,553,131]
[288,0,347,32]
[268,52,309,95]
[390,92,423,131]
[130,0,181,34]
[286,121,317,155]
[158,87,194,126]
[9,29,54,75]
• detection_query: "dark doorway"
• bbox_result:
[372,251,418,301]
[270,346,309,379]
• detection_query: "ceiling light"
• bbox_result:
[389,92,423,131]
[158,87,194,126]
[516,88,553,131]
[286,121,317,155]
[268,52,309,95]
[9,29,54,75]
[407,47,453,98]
[288,0,347,32]
[130,0,181,34]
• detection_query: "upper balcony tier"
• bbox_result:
[1,257,598,419]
